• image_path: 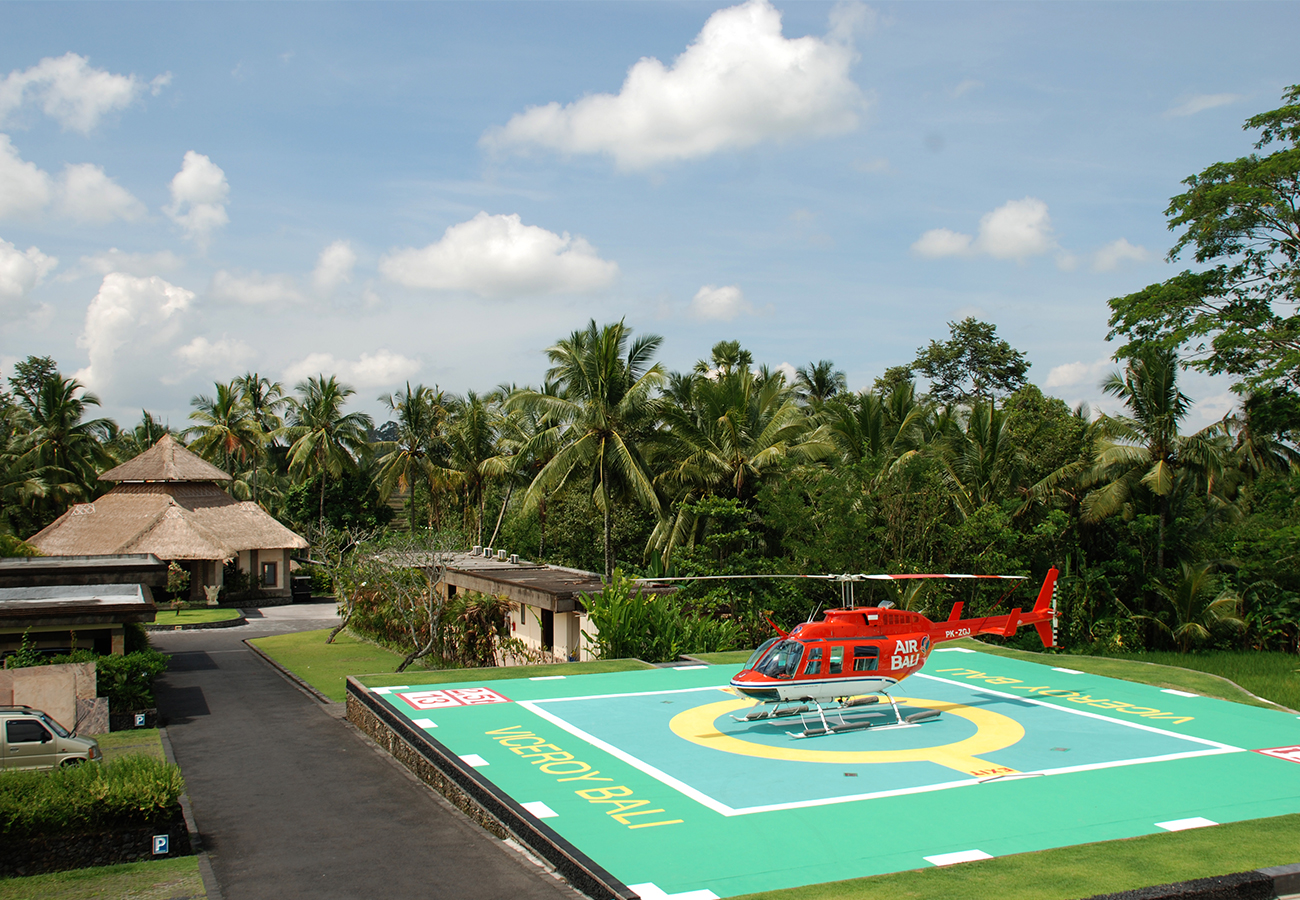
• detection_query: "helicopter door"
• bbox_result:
[802,646,823,676]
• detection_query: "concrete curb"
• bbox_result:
[159,725,224,900]
[347,678,637,900]
[243,638,334,704]
[146,616,246,632]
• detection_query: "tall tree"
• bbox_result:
[1080,347,1233,570]
[1107,84,1300,396]
[282,376,374,527]
[187,382,259,478]
[908,318,1030,404]
[793,359,847,407]
[17,372,116,506]
[374,383,452,534]
[233,373,287,504]
[511,320,665,577]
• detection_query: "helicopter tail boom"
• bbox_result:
[931,567,1059,647]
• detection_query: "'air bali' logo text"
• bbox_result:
[399,687,511,710]
[890,638,923,670]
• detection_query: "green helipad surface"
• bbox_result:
[365,648,1300,899]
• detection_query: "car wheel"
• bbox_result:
[60,757,85,768]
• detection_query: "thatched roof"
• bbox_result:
[29,482,308,560]
[99,434,232,483]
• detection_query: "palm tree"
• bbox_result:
[445,391,506,546]
[794,359,847,407]
[374,383,452,534]
[651,350,833,563]
[1081,348,1233,570]
[510,320,665,577]
[187,382,260,479]
[939,401,1026,518]
[17,373,116,505]
[1134,561,1245,652]
[282,376,375,527]
[233,373,286,504]
[113,410,170,460]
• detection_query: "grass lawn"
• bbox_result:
[952,639,1298,711]
[732,812,1300,900]
[151,608,242,625]
[354,657,655,690]
[95,728,164,763]
[0,857,204,900]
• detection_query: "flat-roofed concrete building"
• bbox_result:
[27,435,308,603]
[0,554,161,657]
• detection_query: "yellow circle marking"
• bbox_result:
[669,695,1024,776]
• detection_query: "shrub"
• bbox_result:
[582,569,743,663]
[0,756,184,838]
[96,650,169,711]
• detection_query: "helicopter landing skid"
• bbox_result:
[785,693,941,739]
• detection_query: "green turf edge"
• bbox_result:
[248,627,655,701]
[0,856,203,900]
[151,608,242,624]
[95,728,164,762]
[729,812,1300,900]
[950,639,1296,712]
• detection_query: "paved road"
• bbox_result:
[152,604,582,900]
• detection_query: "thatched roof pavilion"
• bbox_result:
[29,435,307,602]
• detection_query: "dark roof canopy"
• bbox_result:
[98,434,232,483]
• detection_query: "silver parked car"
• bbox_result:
[0,706,102,769]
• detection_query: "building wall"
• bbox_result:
[505,603,598,663]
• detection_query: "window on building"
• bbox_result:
[261,561,278,587]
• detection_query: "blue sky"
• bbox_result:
[1,1,1296,429]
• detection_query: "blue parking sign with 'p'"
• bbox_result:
[153,834,169,855]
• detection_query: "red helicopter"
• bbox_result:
[643,567,1059,737]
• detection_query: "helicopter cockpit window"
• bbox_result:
[744,637,780,672]
[853,645,879,672]
[802,646,823,676]
[754,641,805,678]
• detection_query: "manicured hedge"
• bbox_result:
[0,756,184,838]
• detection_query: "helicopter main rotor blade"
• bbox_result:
[633,573,1028,584]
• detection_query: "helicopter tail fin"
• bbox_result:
[1031,567,1059,648]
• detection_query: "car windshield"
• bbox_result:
[39,714,70,738]
[744,638,780,672]
[754,641,805,678]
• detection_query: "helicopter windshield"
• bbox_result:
[744,638,780,672]
[753,640,805,678]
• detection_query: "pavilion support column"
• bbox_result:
[110,625,125,655]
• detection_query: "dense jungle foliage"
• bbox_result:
[3,87,1299,663]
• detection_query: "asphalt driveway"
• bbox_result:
[152,605,581,900]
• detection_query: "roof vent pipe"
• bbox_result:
[484,547,493,559]
[471,545,482,556]
[497,549,507,561]
[509,554,519,565]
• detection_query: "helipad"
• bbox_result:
[352,650,1300,899]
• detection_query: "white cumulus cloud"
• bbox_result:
[208,270,305,306]
[912,197,1056,262]
[1092,238,1151,272]
[689,284,753,321]
[78,248,183,277]
[75,273,194,391]
[482,0,868,170]
[312,239,357,293]
[0,239,57,308]
[0,134,52,220]
[0,53,169,133]
[55,163,145,224]
[1165,93,1243,118]
[283,350,420,389]
[174,336,254,372]
[165,151,229,247]
[380,212,618,299]
[1045,357,1113,390]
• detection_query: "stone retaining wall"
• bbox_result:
[0,809,191,877]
